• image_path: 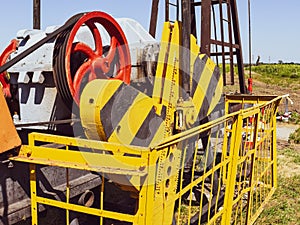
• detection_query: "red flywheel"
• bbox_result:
[0,39,18,98]
[53,11,131,107]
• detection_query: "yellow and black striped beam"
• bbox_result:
[80,79,165,147]
[190,33,223,123]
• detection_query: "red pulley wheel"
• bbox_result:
[0,39,18,98]
[53,11,131,107]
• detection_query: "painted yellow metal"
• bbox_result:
[80,79,166,146]
[221,112,243,225]
[152,22,172,105]
[10,94,283,225]
[141,21,182,141]
[222,95,282,225]
[80,78,122,141]
[15,145,148,176]
[30,164,38,225]
[159,21,181,109]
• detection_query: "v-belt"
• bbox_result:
[0,12,84,74]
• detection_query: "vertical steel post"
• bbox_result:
[248,0,252,78]
[218,0,226,85]
[33,0,41,29]
[226,0,235,85]
[149,0,160,38]
[30,164,38,225]
[181,0,191,97]
[221,114,243,225]
[100,175,105,225]
[190,0,197,37]
[200,0,211,56]
[165,0,169,21]
[272,102,279,189]
[245,111,259,223]
[230,0,246,93]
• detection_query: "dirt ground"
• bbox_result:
[276,139,300,177]
[250,73,300,146]
[248,72,300,113]
[224,71,300,112]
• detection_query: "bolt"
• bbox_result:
[27,150,32,157]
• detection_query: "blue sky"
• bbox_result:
[0,0,299,63]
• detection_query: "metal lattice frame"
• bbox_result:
[149,0,247,93]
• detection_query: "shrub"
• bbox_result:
[289,127,300,144]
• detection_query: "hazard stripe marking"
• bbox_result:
[198,65,221,120]
[190,55,208,98]
[130,107,164,147]
[100,83,138,139]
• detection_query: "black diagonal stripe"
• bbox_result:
[130,107,164,147]
[191,55,208,98]
[100,83,139,139]
[197,65,221,121]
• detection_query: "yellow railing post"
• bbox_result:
[136,151,156,225]
[221,113,243,225]
[245,111,259,223]
[272,104,278,189]
[30,164,38,225]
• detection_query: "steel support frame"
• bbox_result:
[230,0,246,93]
[149,0,160,37]
[33,0,41,29]
[149,0,247,93]
[198,0,246,93]
[181,0,191,96]
[200,0,211,56]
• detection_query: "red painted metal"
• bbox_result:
[0,39,18,98]
[65,11,131,104]
[247,77,253,94]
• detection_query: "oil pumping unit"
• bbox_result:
[0,1,283,225]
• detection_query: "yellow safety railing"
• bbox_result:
[11,95,283,225]
[223,95,281,225]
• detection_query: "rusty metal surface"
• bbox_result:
[0,90,21,154]
[149,0,160,37]
[200,0,212,56]
[226,0,234,85]
[181,0,191,96]
[149,1,248,93]
[230,0,246,93]
[33,0,41,29]
[194,0,246,93]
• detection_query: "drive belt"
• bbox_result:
[0,12,84,74]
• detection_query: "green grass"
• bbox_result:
[255,175,300,224]
[255,144,300,225]
[289,127,300,144]
[246,64,300,87]
[289,112,300,125]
